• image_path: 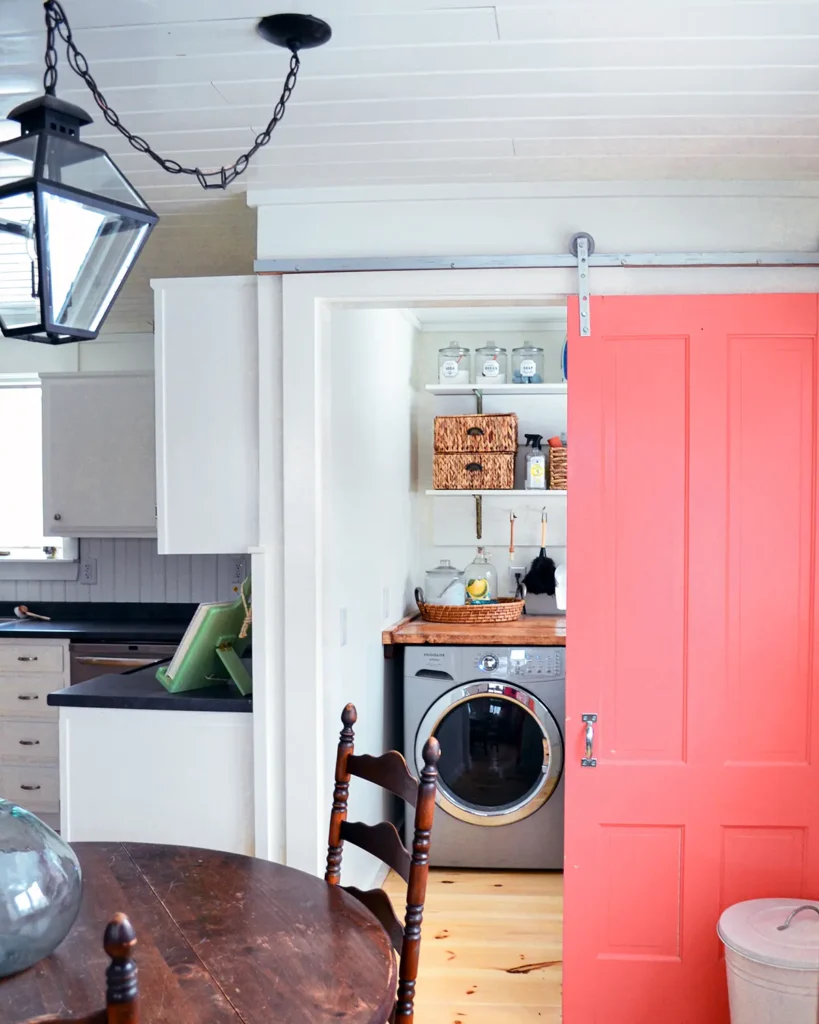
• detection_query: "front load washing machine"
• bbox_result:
[403,645,564,870]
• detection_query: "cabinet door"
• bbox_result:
[42,372,156,537]
[152,276,259,554]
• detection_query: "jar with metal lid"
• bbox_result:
[474,344,508,384]
[512,345,545,384]
[423,559,465,605]
[438,345,471,385]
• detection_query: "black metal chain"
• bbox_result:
[41,0,301,190]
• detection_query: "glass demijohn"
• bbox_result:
[0,95,157,345]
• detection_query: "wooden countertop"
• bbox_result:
[382,614,566,646]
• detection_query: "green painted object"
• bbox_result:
[157,577,252,694]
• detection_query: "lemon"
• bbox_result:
[467,578,489,600]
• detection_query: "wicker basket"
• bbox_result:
[434,413,518,453]
[416,594,524,623]
[549,447,567,490]
[433,452,515,490]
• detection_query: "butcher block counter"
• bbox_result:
[382,615,566,647]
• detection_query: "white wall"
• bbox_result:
[323,306,417,889]
[0,335,154,375]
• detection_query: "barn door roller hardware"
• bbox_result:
[256,238,819,337]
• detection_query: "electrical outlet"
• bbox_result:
[340,608,348,647]
[80,558,97,585]
[509,566,526,593]
[232,559,246,585]
[382,586,390,618]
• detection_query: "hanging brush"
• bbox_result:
[522,508,557,596]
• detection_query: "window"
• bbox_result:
[0,377,71,560]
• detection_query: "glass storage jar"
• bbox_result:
[423,560,465,605]
[438,345,471,384]
[512,345,545,384]
[474,344,508,384]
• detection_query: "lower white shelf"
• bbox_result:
[425,489,567,496]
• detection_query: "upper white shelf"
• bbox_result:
[426,383,567,396]
[425,489,567,497]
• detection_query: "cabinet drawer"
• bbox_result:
[0,720,58,763]
[0,765,59,810]
[0,676,61,717]
[0,644,64,674]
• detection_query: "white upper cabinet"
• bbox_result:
[42,372,157,538]
[152,276,259,555]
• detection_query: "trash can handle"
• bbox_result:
[777,905,819,931]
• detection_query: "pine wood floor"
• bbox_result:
[383,868,563,1024]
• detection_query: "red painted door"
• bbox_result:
[564,294,819,1023]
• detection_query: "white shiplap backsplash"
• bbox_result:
[0,540,243,603]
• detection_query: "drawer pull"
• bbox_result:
[17,656,38,662]
[466,426,485,436]
[19,739,40,746]
[20,784,41,791]
[466,462,483,472]
[17,694,39,701]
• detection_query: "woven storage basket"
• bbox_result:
[416,595,524,624]
[433,452,515,490]
[549,448,568,490]
[434,413,518,453]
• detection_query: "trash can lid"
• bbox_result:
[718,900,819,970]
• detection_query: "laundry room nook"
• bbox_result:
[290,294,571,1022]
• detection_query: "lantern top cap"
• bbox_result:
[8,94,93,135]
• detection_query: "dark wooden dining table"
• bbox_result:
[1,842,397,1024]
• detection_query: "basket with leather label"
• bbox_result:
[433,452,516,490]
[433,413,518,453]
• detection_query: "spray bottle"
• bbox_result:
[524,434,546,490]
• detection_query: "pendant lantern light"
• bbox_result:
[0,2,331,344]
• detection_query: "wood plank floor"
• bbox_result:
[383,868,563,1024]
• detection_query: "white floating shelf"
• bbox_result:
[426,383,567,396]
[425,489,567,497]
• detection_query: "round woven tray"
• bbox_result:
[416,595,524,624]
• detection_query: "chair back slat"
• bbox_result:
[326,703,441,1024]
[348,751,418,807]
[343,886,405,953]
[340,820,411,883]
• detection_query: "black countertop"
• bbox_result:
[47,665,253,713]
[0,602,198,643]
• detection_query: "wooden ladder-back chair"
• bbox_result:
[24,914,139,1024]
[325,703,441,1024]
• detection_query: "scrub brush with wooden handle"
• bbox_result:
[522,509,557,596]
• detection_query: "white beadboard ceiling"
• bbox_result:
[3,0,819,214]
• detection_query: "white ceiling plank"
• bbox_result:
[1,8,497,63]
[212,67,819,107]
[63,93,819,126]
[496,2,819,40]
[6,38,819,95]
[515,135,819,157]
[110,138,514,173]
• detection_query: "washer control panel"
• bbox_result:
[472,647,564,679]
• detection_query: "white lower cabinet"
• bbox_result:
[0,640,69,825]
[41,371,157,538]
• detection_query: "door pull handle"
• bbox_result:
[582,713,598,767]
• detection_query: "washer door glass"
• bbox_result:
[418,684,563,827]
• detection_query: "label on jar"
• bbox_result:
[481,358,500,378]
[520,358,537,377]
[441,359,459,379]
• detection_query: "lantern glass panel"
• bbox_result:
[41,189,149,332]
[0,190,39,330]
[42,134,148,209]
